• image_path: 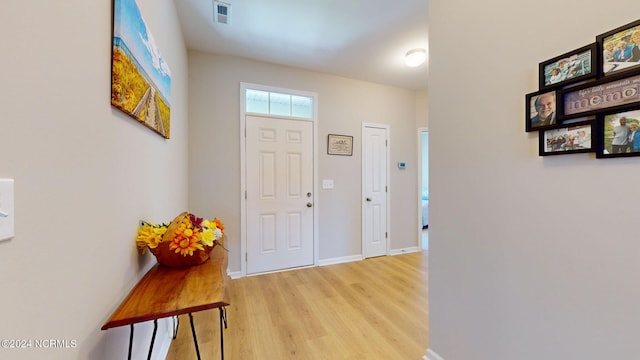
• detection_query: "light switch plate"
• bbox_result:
[0,179,15,242]
[322,179,334,189]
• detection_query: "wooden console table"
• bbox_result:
[102,240,230,360]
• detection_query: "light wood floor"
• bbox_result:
[166,251,429,359]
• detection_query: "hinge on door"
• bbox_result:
[386,186,388,192]
[245,252,248,262]
[245,191,247,199]
[385,232,388,238]
[386,140,388,146]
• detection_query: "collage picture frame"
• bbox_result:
[526,18,640,159]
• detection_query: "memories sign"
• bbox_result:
[560,73,640,118]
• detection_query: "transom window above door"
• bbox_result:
[245,89,313,119]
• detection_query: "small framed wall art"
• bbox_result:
[327,134,353,156]
[596,107,640,158]
[597,19,640,78]
[539,43,597,90]
[525,90,558,132]
[539,120,594,156]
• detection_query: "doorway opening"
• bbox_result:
[418,128,429,250]
[240,83,319,276]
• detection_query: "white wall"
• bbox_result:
[416,89,428,128]
[187,52,420,272]
[428,1,640,359]
[0,0,188,358]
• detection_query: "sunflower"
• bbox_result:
[169,218,205,256]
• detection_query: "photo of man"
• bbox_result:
[530,92,556,128]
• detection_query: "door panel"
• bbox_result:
[246,115,314,274]
[364,126,388,258]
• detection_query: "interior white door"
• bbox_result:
[246,115,314,274]
[363,126,388,258]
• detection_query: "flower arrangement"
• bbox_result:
[136,212,225,266]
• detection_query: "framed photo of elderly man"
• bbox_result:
[596,107,640,158]
[539,120,594,156]
[525,90,558,132]
[539,43,597,90]
[597,19,640,78]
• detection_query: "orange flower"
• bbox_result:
[213,218,225,235]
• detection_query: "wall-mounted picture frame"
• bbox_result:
[558,71,640,120]
[111,0,172,139]
[525,90,558,132]
[597,18,640,78]
[327,134,353,156]
[539,43,597,90]
[596,107,640,158]
[539,120,594,156]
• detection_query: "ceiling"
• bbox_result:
[173,0,428,90]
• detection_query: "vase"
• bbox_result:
[149,212,215,267]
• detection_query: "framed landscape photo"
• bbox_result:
[596,107,640,158]
[559,72,640,120]
[539,43,597,90]
[327,134,353,156]
[111,0,172,138]
[525,90,558,132]
[597,19,640,78]
[539,120,594,156]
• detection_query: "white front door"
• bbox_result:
[246,115,314,274]
[363,125,389,258]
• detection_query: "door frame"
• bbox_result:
[240,82,319,277]
[361,123,391,257]
[417,127,428,248]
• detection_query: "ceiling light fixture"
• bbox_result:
[404,48,427,67]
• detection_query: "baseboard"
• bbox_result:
[318,254,363,266]
[152,327,172,360]
[131,317,171,360]
[229,250,418,278]
[227,270,242,279]
[390,246,421,256]
[424,348,444,360]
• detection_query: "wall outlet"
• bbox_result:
[0,179,15,242]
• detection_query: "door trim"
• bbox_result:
[240,82,319,277]
[361,123,391,257]
[417,127,428,248]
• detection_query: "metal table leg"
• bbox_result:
[189,313,202,360]
[219,307,227,360]
[128,324,134,360]
[147,319,158,360]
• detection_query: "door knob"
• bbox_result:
[366,197,372,202]
[307,202,313,207]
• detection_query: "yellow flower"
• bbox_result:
[201,228,215,246]
[136,223,166,253]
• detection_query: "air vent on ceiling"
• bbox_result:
[214,1,231,25]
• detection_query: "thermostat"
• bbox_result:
[398,162,406,169]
